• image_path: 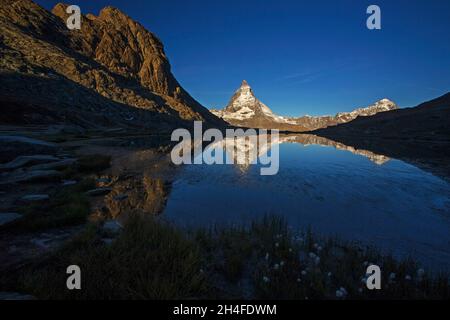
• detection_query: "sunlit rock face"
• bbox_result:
[212,81,398,131]
[0,0,223,128]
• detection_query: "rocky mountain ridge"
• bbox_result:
[0,0,223,129]
[211,80,398,131]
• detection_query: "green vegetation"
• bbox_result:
[9,217,208,300]
[3,215,449,300]
[2,179,95,232]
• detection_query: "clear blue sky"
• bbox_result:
[37,0,450,116]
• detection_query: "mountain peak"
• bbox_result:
[98,6,130,22]
[241,80,250,87]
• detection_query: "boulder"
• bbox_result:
[86,187,112,196]
[102,220,123,234]
[0,212,23,226]
[2,170,61,184]
[0,155,60,171]
[21,194,50,202]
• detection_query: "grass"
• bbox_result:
[8,217,207,300]
[59,154,112,180]
[2,179,95,233]
[2,215,449,300]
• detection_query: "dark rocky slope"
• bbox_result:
[0,0,224,130]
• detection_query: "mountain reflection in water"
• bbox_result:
[92,133,450,271]
[162,134,450,272]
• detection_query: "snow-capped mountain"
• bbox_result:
[211,81,399,131]
[211,80,297,128]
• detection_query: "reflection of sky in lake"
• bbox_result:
[163,136,450,272]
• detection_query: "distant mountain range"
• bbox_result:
[0,0,224,130]
[315,92,450,180]
[211,80,398,131]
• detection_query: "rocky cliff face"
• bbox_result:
[0,0,223,129]
[212,80,398,131]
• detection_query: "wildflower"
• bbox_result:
[405,275,412,281]
[327,272,332,277]
[309,252,317,259]
[336,287,348,298]
[301,270,307,276]
[280,261,285,267]
[275,242,279,248]
[288,248,293,253]
[263,276,270,283]
[297,278,301,283]
[274,263,280,270]
[314,256,320,265]
[336,290,345,298]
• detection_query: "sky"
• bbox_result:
[37,0,450,116]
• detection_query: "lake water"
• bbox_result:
[163,134,450,272]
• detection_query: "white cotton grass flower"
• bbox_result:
[314,256,320,265]
[289,248,293,253]
[309,252,317,259]
[336,287,348,298]
[275,242,280,248]
[336,290,345,298]
[301,270,307,276]
[274,263,280,270]
[327,272,332,277]
[297,278,301,283]
[263,276,270,283]
[280,261,285,267]
[405,275,412,281]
